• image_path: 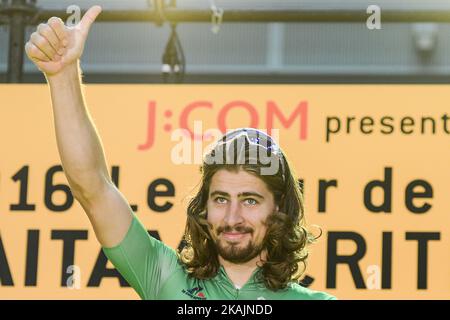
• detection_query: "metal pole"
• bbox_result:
[6,0,26,82]
[34,9,450,23]
[4,0,36,83]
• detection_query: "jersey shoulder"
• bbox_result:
[283,282,337,300]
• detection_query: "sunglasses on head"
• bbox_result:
[212,128,286,182]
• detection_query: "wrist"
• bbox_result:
[46,61,81,84]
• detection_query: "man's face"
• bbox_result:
[206,168,278,264]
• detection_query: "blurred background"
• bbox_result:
[2,0,450,83]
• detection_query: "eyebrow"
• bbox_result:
[210,190,265,199]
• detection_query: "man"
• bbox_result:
[25,6,335,300]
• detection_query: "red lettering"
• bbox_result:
[138,101,157,150]
[179,101,213,140]
[266,101,308,140]
[218,101,259,133]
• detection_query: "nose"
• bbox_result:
[223,200,244,226]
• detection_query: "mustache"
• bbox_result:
[217,225,253,234]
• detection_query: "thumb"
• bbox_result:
[79,5,102,34]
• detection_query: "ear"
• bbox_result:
[199,210,208,218]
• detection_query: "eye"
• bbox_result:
[244,198,258,206]
[214,197,227,204]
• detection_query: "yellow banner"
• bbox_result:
[0,84,448,299]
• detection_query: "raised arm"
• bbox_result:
[25,6,132,247]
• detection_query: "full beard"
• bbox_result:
[215,235,264,264]
[215,226,262,264]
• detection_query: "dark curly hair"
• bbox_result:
[178,128,318,291]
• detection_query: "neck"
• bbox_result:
[219,252,266,289]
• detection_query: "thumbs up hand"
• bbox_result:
[25,5,102,76]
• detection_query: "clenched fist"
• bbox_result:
[25,5,102,76]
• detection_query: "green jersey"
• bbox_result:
[103,215,336,300]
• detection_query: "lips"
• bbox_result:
[221,232,249,241]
